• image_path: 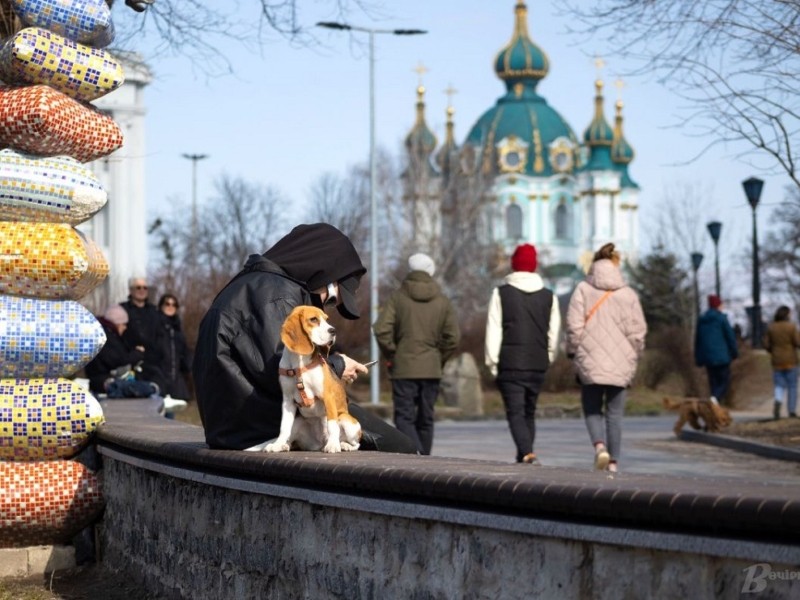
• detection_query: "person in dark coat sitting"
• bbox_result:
[84,304,145,395]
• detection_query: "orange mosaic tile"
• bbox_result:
[0,84,123,162]
[0,459,104,547]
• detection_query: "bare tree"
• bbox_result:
[564,0,800,187]
[149,173,290,346]
[762,186,800,312]
[643,181,715,261]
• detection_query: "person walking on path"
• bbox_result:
[763,305,800,419]
[484,243,560,465]
[157,293,192,402]
[566,243,647,474]
[695,294,738,405]
[373,253,460,455]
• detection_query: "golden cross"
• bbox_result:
[594,55,606,79]
[444,84,458,107]
[614,77,626,100]
[413,62,429,86]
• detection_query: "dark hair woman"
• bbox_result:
[157,293,192,401]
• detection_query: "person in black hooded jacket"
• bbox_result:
[193,223,417,453]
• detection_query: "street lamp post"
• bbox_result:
[182,153,208,249]
[690,252,704,319]
[706,221,722,297]
[743,177,765,349]
[316,21,427,405]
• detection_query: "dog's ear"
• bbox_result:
[281,307,315,355]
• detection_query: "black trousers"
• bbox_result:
[496,370,546,462]
[348,402,418,454]
[706,364,732,401]
[391,379,440,455]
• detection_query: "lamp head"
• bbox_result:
[690,252,704,271]
[706,221,722,243]
[316,21,351,30]
[742,177,764,209]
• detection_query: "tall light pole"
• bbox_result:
[182,153,208,248]
[690,252,704,319]
[743,177,764,348]
[316,21,427,405]
[706,221,722,297]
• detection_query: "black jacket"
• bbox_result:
[193,224,366,450]
[84,318,145,394]
[158,313,191,399]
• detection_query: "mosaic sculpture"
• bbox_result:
[0,0,136,549]
[0,27,124,101]
[0,296,106,378]
[10,0,115,47]
[0,149,108,224]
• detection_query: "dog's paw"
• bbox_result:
[322,442,341,453]
[264,442,290,453]
[340,442,360,452]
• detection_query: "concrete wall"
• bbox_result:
[96,455,799,600]
[94,401,800,600]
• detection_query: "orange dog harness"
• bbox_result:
[279,354,325,407]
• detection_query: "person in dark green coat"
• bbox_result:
[373,253,460,454]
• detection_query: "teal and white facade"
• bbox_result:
[403,1,640,286]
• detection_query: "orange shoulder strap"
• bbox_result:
[585,290,613,324]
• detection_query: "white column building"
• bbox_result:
[79,53,152,312]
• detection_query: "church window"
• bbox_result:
[555,201,570,239]
[506,203,523,240]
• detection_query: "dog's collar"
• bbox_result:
[280,354,325,407]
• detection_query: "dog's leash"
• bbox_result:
[279,354,325,407]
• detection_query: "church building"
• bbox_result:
[403,1,640,292]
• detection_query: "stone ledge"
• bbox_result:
[680,429,800,462]
[95,398,800,545]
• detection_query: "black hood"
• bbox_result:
[263,223,367,318]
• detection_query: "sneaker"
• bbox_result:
[790,413,798,418]
[774,401,781,420]
[162,395,188,414]
[709,396,719,405]
[607,462,618,473]
[594,446,610,471]
[521,453,541,466]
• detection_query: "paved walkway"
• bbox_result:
[431,414,800,486]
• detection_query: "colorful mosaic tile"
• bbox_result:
[11,0,115,48]
[0,295,106,378]
[0,459,104,547]
[0,377,104,461]
[0,27,124,102]
[0,85,123,163]
[0,149,107,224]
[0,222,108,299]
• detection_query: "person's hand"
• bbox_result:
[340,354,368,385]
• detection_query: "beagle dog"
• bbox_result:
[265,305,361,453]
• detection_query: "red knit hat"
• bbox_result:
[511,244,537,272]
[708,294,722,309]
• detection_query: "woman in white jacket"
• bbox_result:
[566,243,647,474]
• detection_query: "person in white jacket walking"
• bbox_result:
[566,243,647,474]
[485,243,561,465]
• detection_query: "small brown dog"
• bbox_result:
[663,396,732,436]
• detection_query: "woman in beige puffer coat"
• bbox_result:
[566,243,647,474]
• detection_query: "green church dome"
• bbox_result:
[581,80,616,171]
[464,1,578,177]
[494,1,549,92]
[405,85,438,157]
